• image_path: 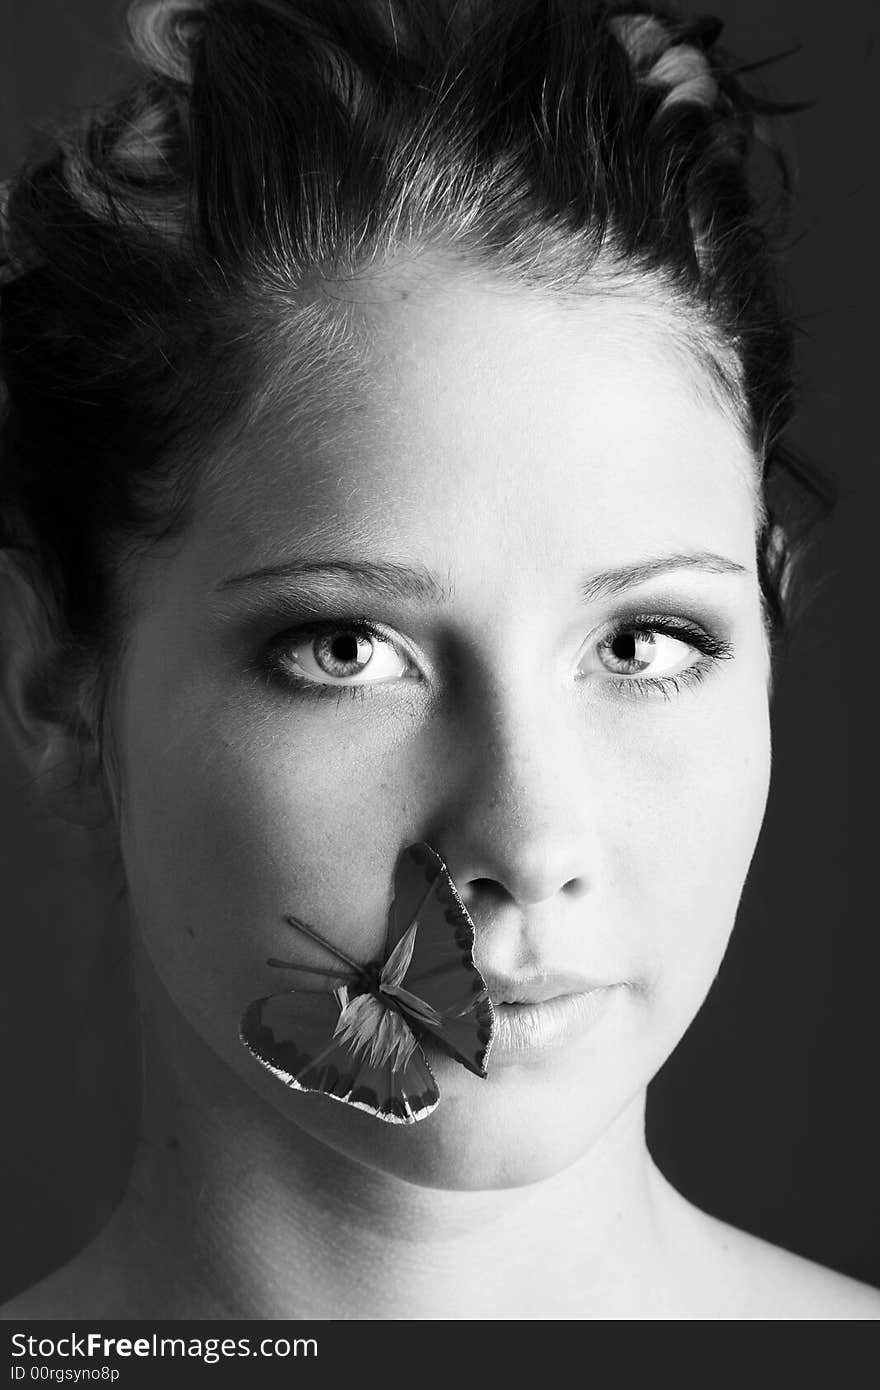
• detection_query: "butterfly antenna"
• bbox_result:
[283,914,366,974]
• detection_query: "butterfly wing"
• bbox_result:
[240,988,439,1124]
[385,842,495,1077]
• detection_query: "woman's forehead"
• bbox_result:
[187,280,759,597]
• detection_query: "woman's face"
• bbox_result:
[114,272,770,1189]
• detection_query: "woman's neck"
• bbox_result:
[110,972,675,1320]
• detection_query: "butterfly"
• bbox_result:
[240,842,495,1123]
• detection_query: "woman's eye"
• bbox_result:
[269,626,410,686]
[585,626,700,681]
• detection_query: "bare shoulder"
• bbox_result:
[2,1273,71,1321]
[2,1256,97,1321]
[0,1205,220,1320]
[715,1219,880,1320]
[1,1226,128,1321]
[655,1173,880,1320]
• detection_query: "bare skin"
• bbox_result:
[5,970,878,1320]
[3,271,878,1319]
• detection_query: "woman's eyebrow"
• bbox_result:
[580,551,749,602]
[216,551,747,604]
[216,558,453,603]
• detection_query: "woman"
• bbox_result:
[1,0,877,1319]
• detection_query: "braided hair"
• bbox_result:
[0,0,827,743]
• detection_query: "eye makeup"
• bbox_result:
[586,612,734,700]
[257,617,420,703]
[250,605,735,706]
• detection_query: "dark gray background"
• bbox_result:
[1,1,877,1302]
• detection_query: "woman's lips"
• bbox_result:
[482,973,626,1063]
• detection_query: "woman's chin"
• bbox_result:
[250,1049,644,1193]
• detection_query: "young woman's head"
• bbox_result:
[0,0,813,1189]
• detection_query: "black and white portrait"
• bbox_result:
[1,0,877,1324]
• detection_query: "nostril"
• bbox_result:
[510,872,589,907]
[561,876,590,901]
[460,873,589,909]
[459,877,514,909]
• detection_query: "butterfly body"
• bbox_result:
[240,843,495,1123]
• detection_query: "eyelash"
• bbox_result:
[598,616,733,701]
[256,615,733,704]
[259,618,409,705]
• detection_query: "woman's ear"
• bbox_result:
[0,552,113,828]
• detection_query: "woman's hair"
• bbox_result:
[0,0,829,747]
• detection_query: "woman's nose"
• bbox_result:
[427,689,596,910]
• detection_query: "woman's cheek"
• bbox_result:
[120,638,770,1077]
[618,678,771,1028]
[120,697,416,1020]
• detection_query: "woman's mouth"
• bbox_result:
[482,973,627,1064]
